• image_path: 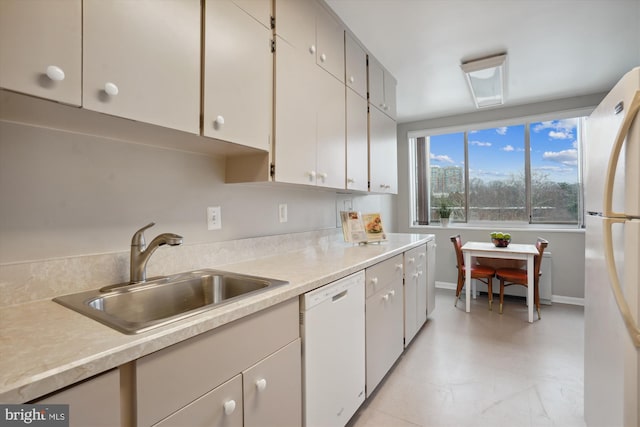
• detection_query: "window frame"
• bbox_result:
[408,109,588,228]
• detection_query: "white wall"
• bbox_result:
[0,121,395,264]
[393,94,606,301]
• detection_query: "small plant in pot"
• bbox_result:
[490,231,512,247]
[438,200,452,227]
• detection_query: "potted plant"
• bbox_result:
[437,199,452,227]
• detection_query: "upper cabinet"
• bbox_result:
[368,56,397,120]
[82,0,201,134]
[273,0,346,189]
[0,0,81,106]
[345,33,367,99]
[315,3,345,83]
[203,0,272,151]
[369,106,398,194]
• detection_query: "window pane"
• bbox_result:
[429,132,465,222]
[468,125,526,221]
[530,118,580,223]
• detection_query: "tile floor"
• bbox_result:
[347,288,586,427]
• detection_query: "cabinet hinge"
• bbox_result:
[270,15,275,30]
[271,38,276,53]
[270,163,275,178]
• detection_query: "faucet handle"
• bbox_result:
[131,222,155,247]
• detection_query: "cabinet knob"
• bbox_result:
[256,378,267,392]
[45,65,65,82]
[349,76,355,84]
[371,277,378,285]
[318,172,328,182]
[395,264,403,271]
[347,178,355,184]
[309,45,316,54]
[215,115,225,125]
[382,293,389,302]
[408,257,415,264]
[320,53,327,62]
[223,399,236,415]
[413,273,419,279]
[389,290,395,297]
[104,82,119,96]
[306,171,316,182]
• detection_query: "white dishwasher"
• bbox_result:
[300,271,366,427]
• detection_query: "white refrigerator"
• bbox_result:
[584,66,640,427]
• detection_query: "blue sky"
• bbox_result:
[429,118,580,183]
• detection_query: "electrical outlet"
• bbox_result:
[279,204,288,223]
[343,199,353,211]
[207,206,221,230]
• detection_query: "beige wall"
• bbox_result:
[0,121,395,264]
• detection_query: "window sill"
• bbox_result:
[410,223,584,233]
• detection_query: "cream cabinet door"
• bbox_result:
[232,0,272,29]
[404,245,428,347]
[427,239,437,316]
[274,0,315,54]
[203,0,272,151]
[365,262,404,397]
[34,369,120,427]
[346,88,368,192]
[345,33,367,99]
[368,56,397,120]
[83,0,200,134]
[369,106,398,194]
[0,0,81,106]
[274,36,317,185]
[243,339,302,427]
[154,375,243,427]
[316,70,346,189]
[315,3,345,83]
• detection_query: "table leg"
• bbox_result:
[464,251,472,313]
[527,254,534,323]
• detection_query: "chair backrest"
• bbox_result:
[450,234,464,268]
[533,237,549,280]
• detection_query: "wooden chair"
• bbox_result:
[450,235,496,310]
[496,238,549,319]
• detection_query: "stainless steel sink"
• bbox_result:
[53,269,288,334]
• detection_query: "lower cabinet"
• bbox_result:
[155,339,301,427]
[32,369,121,427]
[404,244,428,347]
[133,298,301,427]
[365,254,404,397]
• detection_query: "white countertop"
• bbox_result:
[0,232,431,403]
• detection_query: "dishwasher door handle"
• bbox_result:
[332,290,348,302]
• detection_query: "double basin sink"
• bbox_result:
[54,269,288,334]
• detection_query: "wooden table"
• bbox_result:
[461,241,539,323]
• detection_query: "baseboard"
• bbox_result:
[551,295,584,306]
[435,281,584,306]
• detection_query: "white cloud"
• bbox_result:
[548,130,573,139]
[532,119,578,140]
[496,127,508,135]
[430,153,455,163]
[469,140,492,147]
[543,148,578,166]
[502,145,515,152]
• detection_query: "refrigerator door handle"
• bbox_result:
[603,217,640,347]
[604,90,640,218]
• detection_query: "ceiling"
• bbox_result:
[324,0,640,124]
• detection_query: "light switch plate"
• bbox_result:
[207,206,221,230]
[279,204,288,223]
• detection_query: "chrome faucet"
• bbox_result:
[130,222,183,283]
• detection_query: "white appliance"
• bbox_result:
[584,66,640,427]
[300,271,366,427]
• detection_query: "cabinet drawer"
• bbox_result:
[365,254,403,298]
[136,298,299,427]
[154,375,243,427]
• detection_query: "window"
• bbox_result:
[410,115,584,226]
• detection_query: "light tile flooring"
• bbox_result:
[348,288,586,427]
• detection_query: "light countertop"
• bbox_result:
[0,232,432,403]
